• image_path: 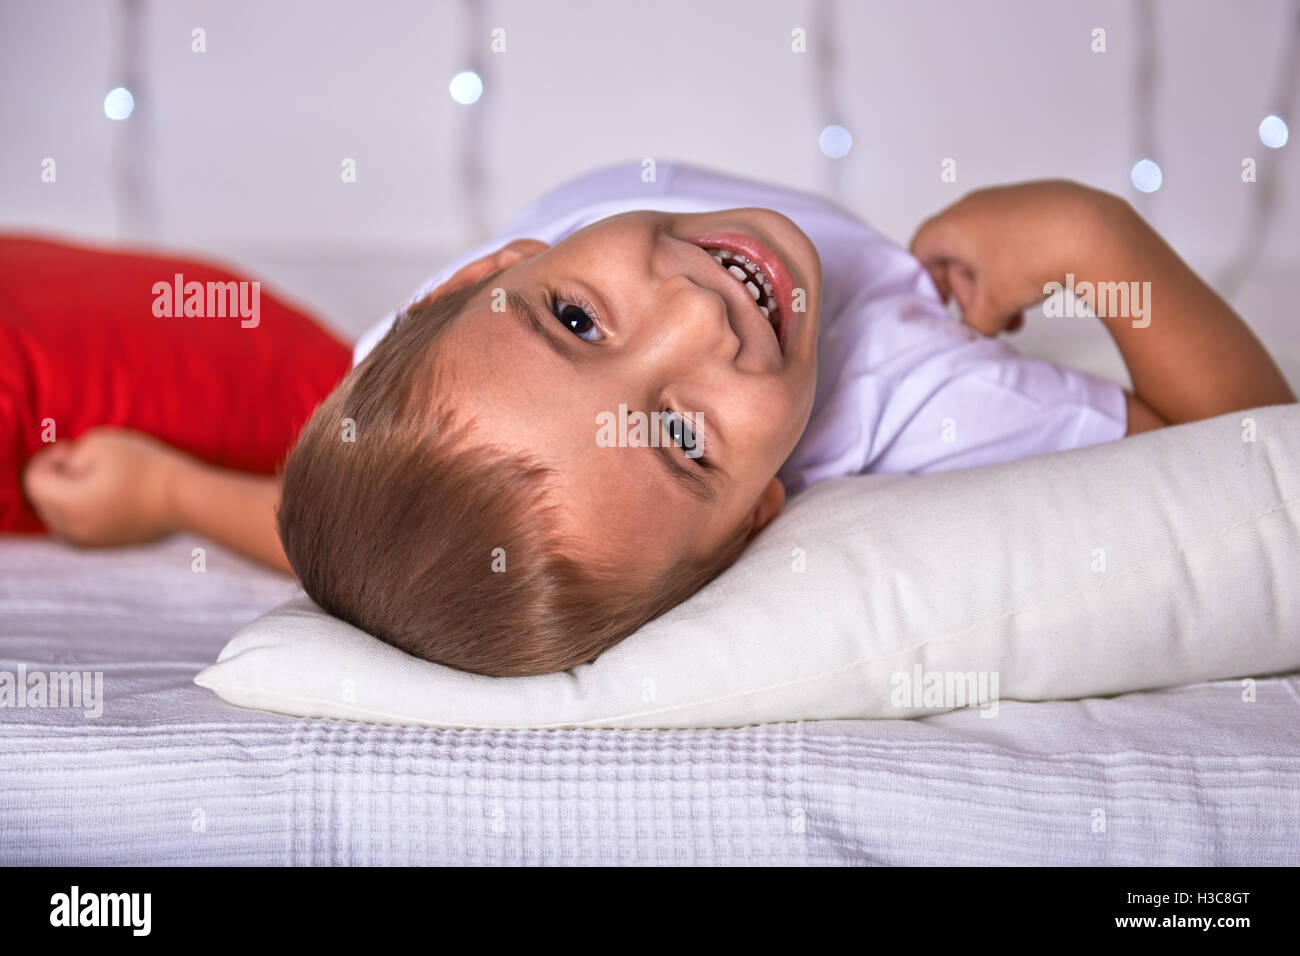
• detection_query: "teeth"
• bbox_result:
[704,246,779,326]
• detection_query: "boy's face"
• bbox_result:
[431,208,822,573]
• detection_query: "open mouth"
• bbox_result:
[701,247,780,337]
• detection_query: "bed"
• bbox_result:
[3,529,1296,865]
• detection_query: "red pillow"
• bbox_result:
[0,235,353,533]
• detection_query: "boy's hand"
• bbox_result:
[22,427,188,546]
[909,180,1118,336]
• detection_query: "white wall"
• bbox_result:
[2,0,1297,355]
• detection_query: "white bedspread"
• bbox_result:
[1,533,1297,865]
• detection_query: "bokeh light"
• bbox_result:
[819,125,852,159]
[449,71,483,105]
[1130,158,1162,193]
[1259,114,1289,149]
[103,86,134,120]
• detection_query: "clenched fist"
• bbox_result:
[22,427,190,546]
[909,179,1126,337]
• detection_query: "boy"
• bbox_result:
[23,163,1295,675]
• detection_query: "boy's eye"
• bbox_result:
[662,409,704,462]
[553,300,603,343]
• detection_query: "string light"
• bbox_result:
[1130,0,1159,198]
[811,0,848,197]
[1259,114,1289,148]
[818,125,852,159]
[448,70,483,106]
[453,0,489,242]
[108,0,148,238]
[1130,158,1163,193]
[103,86,134,120]
[1217,4,1300,296]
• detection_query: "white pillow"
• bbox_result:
[196,403,1300,729]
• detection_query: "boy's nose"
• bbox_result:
[650,272,742,367]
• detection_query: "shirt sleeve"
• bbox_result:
[865,313,1129,475]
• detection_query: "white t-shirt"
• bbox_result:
[354,161,1127,496]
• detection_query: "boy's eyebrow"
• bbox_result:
[505,289,714,503]
[505,289,581,364]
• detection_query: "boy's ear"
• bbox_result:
[436,238,549,295]
[746,477,786,541]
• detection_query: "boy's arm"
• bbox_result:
[910,181,1296,430]
[1124,391,1167,435]
[23,427,291,574]
[168,458,290,573]
[1071,191,1295,425]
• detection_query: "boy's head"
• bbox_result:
[278,207,823,675]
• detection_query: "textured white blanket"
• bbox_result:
[1,534,1296,864]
